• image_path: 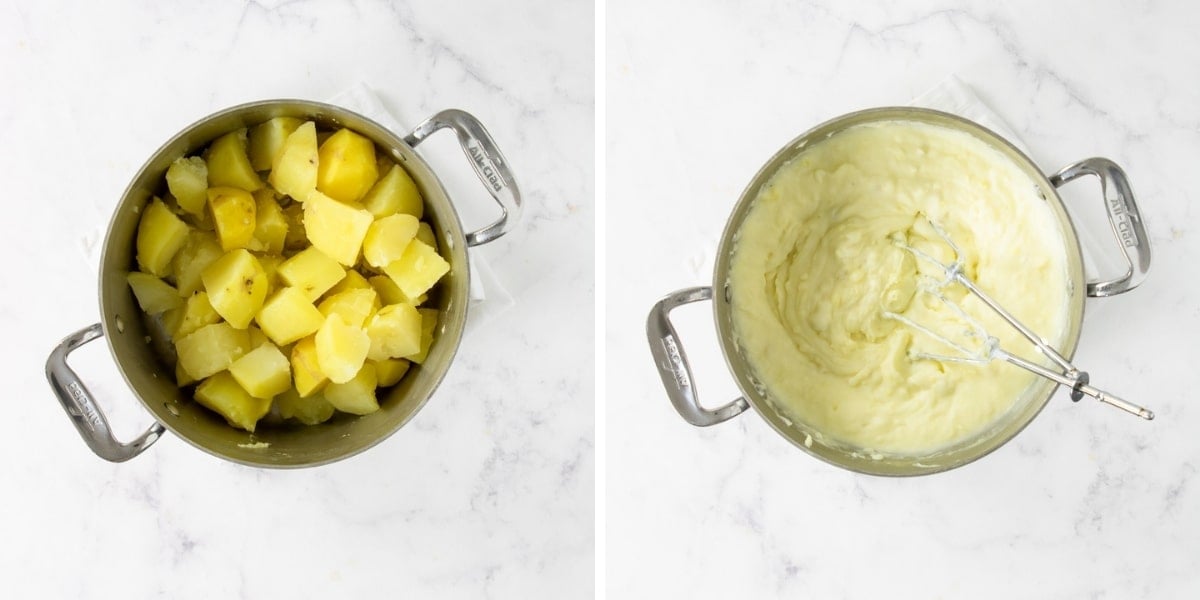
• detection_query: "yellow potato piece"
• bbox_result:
[195,371,271,432]
[270,121,318,201]
[373,358,410,387]
[282,202,307,250]
[165,157,208,216]
[252,189,288,254]
[317,288,379,328]
[208,187,257,251]
[324,269,372,298]
[405,308,439,365]
[290,335,328,397]
[277,246,345,301]
[315,314,370,384]
[257,253,284,296]
[136,197,191,277]
[175,322,251,380]
[201,249,268,329]
[127,272,182,314]
[317,128,379,204]
[172,231,223,297]
[365,303,422,361]
[362,163,423,219]
[303,190,373,266]
[205,129,262,192]
[415,222,437,248]
[248,117,302,172]
[382,239,450,300]
[229,343,292,399]
[276,387,335,425]
[362,213,419,268]
[255,286,325,346]
[171,291,221,338]
[324,362,379,415]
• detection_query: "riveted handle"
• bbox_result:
[646,287,749,427]
[405,109,522,247]
[1050,158,1151,297]
[45,324,164,462]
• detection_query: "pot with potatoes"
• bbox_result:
[46,100,520,467]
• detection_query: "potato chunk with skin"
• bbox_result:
[173,231,223,297]
[172,291,221,338]
[229,343,292,399]
[175,322,251,380]
[195,371,271,432]
[277,246,345,301]
[318,288,379,328]
[255,286,324,346]
[252,189,288,254]
[373,358,410,387]
[303,191,373,266]
[208,187,257,251]
[248,117,302,172]
[315,314,370,384]
[382,240,450,300]
[363,163,423,219]
[165,157,208,215]
[365,303,422,361]
[362,213,419,268]
[136,197,191,277]
[317,128,379,204]
[324,363,379,415]
[205,129,263,192]
[276,387,335,425]
[127,272,183,314]
[270,121,318,201]
[202,249,268,329]
[405,308,439,365]
[290,335,328,397]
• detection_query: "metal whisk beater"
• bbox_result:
[883,216,1154,420]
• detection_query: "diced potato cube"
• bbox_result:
[208,187,257,251]
[246,324,270,349]
[317,128,379,204]
[365,303,421,361]
[173,291,221,338]
[368,274,426,306]
[282,202,307,250]
[363,164,423,219]
[405,308,439,364]
[175,360,196,387]
[382,240,450,299]
[248,116,302,172]
[201,249,268,329]
[205,129,263,192]
[229,343,292,399]
[276,387,335,425]
[277,246,345,301]
[172,231,223,297]
[303,191,373,266]
[324,363,379,415]
[317,288,379,328]
[136,197,191,277]
[315,314,370,383]
[165,157,208,215]
[290,335,328,397]
[255,287,324,346]
[127,272,183,314]
[269,121,318,201]
[324,269,372,297]
[252,189,288,254]
[194,371,271,432]
[175,322,251,380]
[416,222,437,248]
[257,253,284,295]
[373,358,410,387]
[362,214,419,268]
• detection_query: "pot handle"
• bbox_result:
[1050,157,1150,297]
[404,109,522,247]
[45,324,164,462]
[646,286,750,427]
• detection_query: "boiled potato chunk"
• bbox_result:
[195,371,271,432]
[269,121,318,201]
[318,288,379,328]
[127,272,182,314]
[324,269,372,297]
[365,303,422,361]
[324,363,379,415]
[373,358,410,387]
[276,387,335,425]
[208,187,257,251]
[362,213,419,268]
[201,249,268,329]
[175,322,251,380]
[205,129,263,192]
[255,286,324,346]
[173,231,223,297]
[248,117,302,172]
[368,274,425,306]
[176,361,196,387]
[229,343,292,399]
[172,291,221,338]
[136,197,191,277]
[277,246,345,301]
[405,308,439,365]
[165,157,208,215]
[257,253,284,295]
[317,128,379,204]
[315,314,370,383]
[282,202,307,250]
[363,163,423,219]
[416,222,437,249]
[246,324,271,349]
[303,191,373,266]
[290,335,328,397]
[382,239,450,299]
[253,189,288,254]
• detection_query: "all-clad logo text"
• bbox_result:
[468,142,504,192]
[662,336,691,389]
[68,382,102,431]
[1108,194,1139,247]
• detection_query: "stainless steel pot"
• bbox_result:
[647,107,1150,476]
[46,100,521,467]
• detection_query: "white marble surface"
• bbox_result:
[1,1,593,598]
[608,1,1200,598]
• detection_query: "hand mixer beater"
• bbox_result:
[883,216,1154,420]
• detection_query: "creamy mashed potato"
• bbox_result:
[729,120,1070,455]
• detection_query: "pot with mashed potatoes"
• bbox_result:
[647,107,1150,475]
